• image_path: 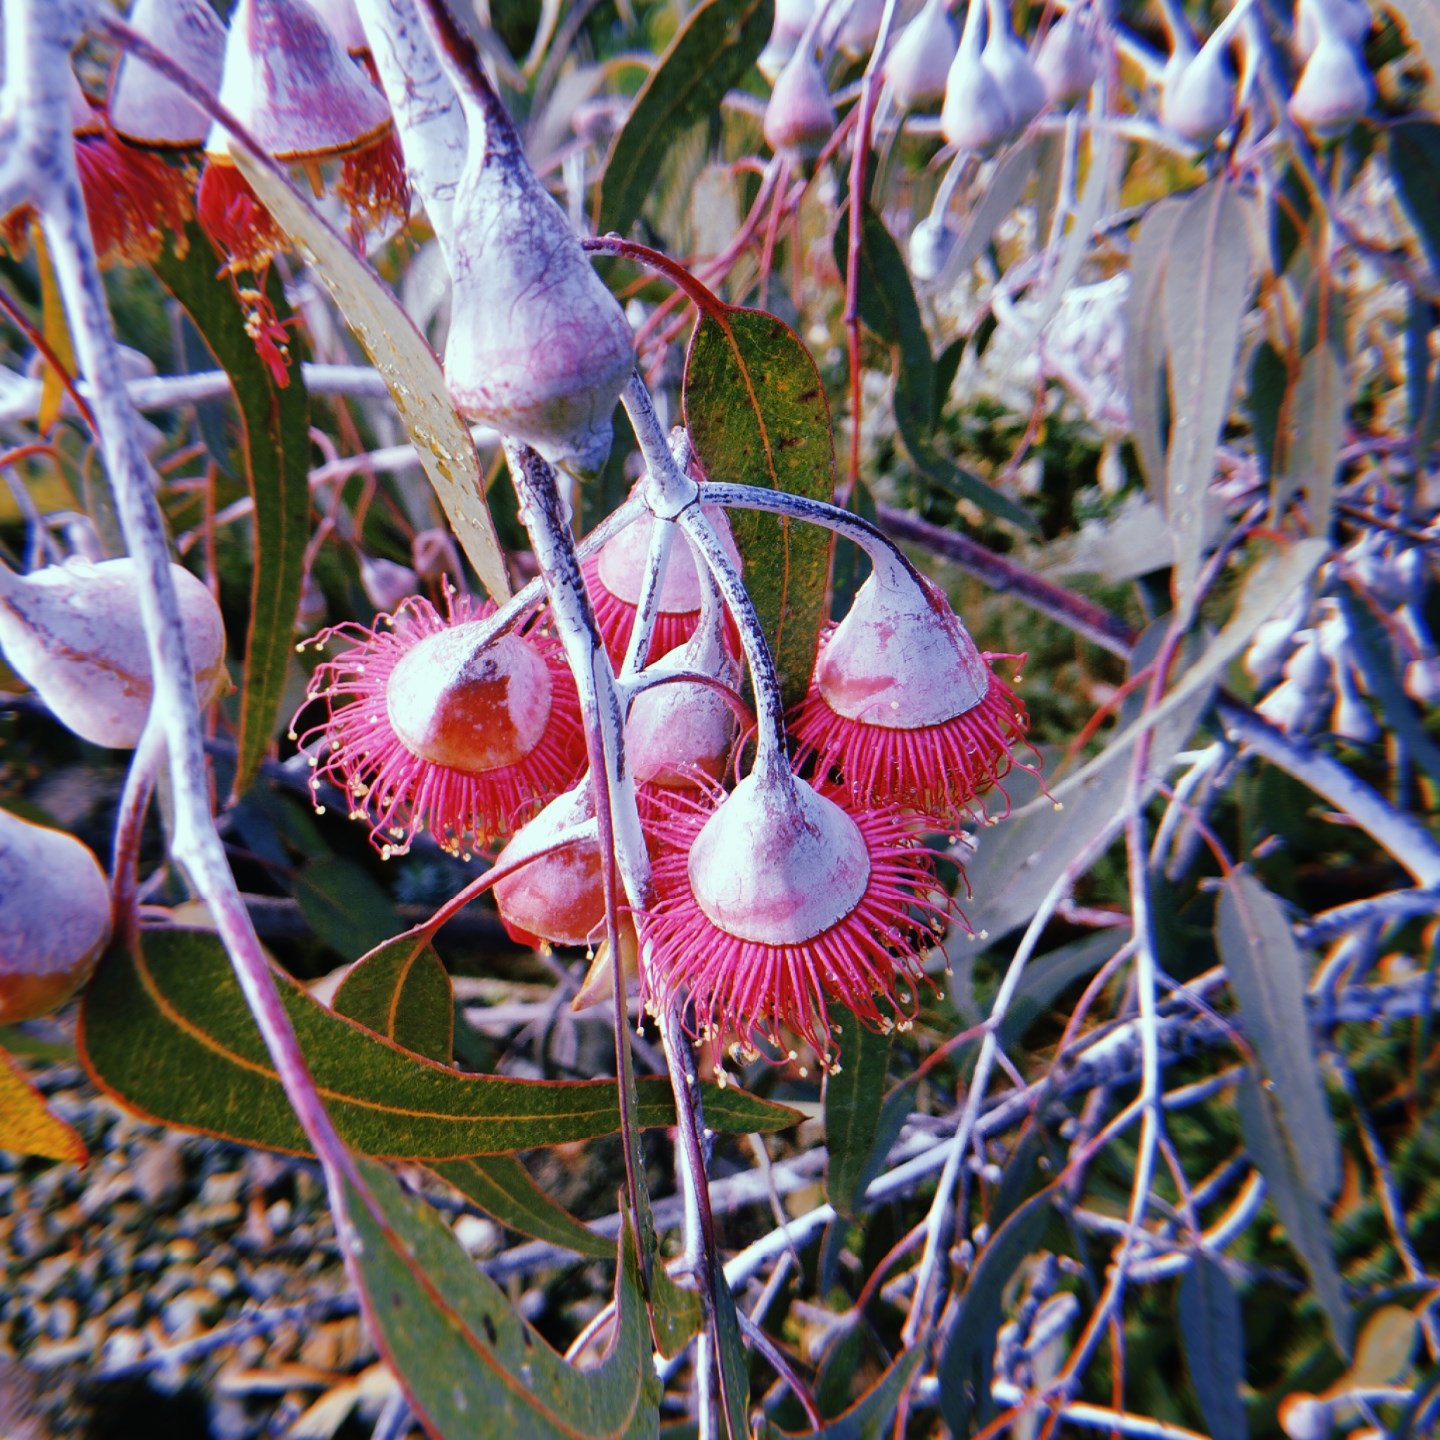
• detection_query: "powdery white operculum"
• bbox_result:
[215,0,391,161]
[0,810,112,1023]
[981,0,1047,134]
[112,0,227,147]
[885,0,959,112]
[817,574,989,728]
[627,630,741,787]
[596,507,740,611]
[688,772,871,945]
[444,115,635,476]
[1289,28,1373,136]
[385,623,553,772]
[763,46,838,157]
[0,558,227,749]
[1160,33,1237,145]
[942,34,1016,153]
[1035,11,1097,108]
[493,783,604,947]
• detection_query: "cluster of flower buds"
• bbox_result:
[0,0,414,386]
[296,493,1038,1070]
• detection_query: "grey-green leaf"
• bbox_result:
[1235,1075,1351,1356]
[823,1002,893,1220]
[344,1157,659,1438]
[1218,872,1340,1202]
[599,0,773,238]
[1162,178,1256,614]
[1179,1253,1249,1439]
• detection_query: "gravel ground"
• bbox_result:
[1,1049,387,1440]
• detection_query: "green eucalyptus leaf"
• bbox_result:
[77,929,800,1158]
[151,226,310,797]
[600,0,773,238]
[684,307,835,706]
[1179,1253,1249,1440]
[823,1001,893,1220]
[344,1156,659,1438]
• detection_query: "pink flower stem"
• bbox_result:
[503,439,652,1244]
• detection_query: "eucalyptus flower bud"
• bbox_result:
[884,0,959,112]
[0,558,227,748]
[444,87,635,475]
[764,45,838,157]
[0,810,113,1023]
[831,0,885,59]
[112,0,227,148]
[1290,21,1373,136]
[1035,11,1097,108]
[1160,24,1238,145]
[942,18,1014,153]
[981,0,1047,134]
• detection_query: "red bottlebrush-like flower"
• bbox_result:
[584,510,740,667]
[639,765,950,1069]
[198,0,409,276]
[293,592,586,857]
[790,572,1039,824]
[1,80,191,270]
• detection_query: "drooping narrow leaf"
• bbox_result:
[756,1345,925,1439]
[824,1002,893,1220]
[712,1264,752,1440]
[34,228,75,436]
[1124,197,1186,503]
[77,929,800,1158]
[1392,123,1440,272]
[961,538,1327,946]
[1179,1253,1249,1439]
[332,933,613,1258]
[152,225,311,795]
[1162,178,1256,614]
[1273,342,1347,538]
[430,1157,615,1260]
[332,931,455,1063]
[937,1188,1054,1434]
[344,1156,660,1438]
[230,145,510,603]
[0,1043,87,1164]
[1236,1074,1351,1355]
[1218,872,1340,1202]
[1339,587,1440,793]
[684,307,835,705]
[599,0,773,237]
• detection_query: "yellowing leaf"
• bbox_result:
[230,146,511,603]
[0,1043,87,1164]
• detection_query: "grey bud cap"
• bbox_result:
[1289,27,1373,136]
[764,47,837,157]
[885,0,959,112]
[1035,11,1097,108]
[1160,32,1237,145]
[444,94,635,476]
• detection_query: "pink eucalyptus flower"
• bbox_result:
[294,592,586,858]
[790,574,1040,824]
[639,766,952,1070]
